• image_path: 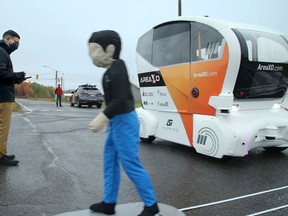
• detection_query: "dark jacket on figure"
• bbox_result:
[0,40,21,102]
[102,59,134,119]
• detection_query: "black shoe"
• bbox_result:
[0,155,19,166]
[6,155,15,160]
[138,202,160,216]
[90,201,116,215]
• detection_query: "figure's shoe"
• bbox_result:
[0,155,19,166]
[138,202,160,216]
[90,201,116,215]
[6,155,15,160]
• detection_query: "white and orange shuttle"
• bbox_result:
[135,16,288,158]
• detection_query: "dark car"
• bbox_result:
[70,84,104,108]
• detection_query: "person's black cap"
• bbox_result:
[3,30,20,39]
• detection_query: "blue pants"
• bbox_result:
[103,111,157,206]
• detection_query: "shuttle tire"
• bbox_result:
[140,136,156,143]
[264,147,287,152]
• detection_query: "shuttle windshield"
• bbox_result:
[233,29,288,99]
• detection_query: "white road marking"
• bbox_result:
[247,204,288,216]
[179,185,288,212]
[16,101,33,113]
[13,100,33,117]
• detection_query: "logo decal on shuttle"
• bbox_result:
[197,127,219,156]
[138,71,166,87]
[158,102,168,107]
[157,90,167,96]
[166,119,173,126]
[193,71,217,77]
[142,90,153,97]
[257,64,283,72]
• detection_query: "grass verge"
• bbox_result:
[12,102,21,112]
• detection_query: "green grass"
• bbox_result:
[135,101,142,108]
[27,97,54,102]
[12,102,21,112]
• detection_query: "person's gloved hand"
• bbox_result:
[89,112,109,133]
[13,72,26,84]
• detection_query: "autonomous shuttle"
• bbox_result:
[136,16,288,158]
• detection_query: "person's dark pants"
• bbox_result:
[56,95,62,107]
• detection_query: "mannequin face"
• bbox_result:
[88,43,115,68]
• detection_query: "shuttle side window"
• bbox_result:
[136,29,153,64]
[152,22,190,67]
[191,23,224,62]
[233,29,288,99]
[234,29,288,63]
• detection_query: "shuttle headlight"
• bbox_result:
[273,103,281,109]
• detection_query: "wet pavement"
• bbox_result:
[1,99,288,216]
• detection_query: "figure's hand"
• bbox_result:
[13,72,26,84]
[89,112,109,133]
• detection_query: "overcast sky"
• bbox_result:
[1,0,287,90]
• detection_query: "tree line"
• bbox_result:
[15,82,55,98]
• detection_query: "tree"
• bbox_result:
[15,82,54,99]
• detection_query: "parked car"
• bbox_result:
[70,84,104,108]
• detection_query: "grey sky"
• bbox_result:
[1,0,287,91]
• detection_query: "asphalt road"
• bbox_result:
[1,99,288,216]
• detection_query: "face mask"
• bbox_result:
[9,42,19,53]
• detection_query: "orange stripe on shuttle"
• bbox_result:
[160,43,229,145]
[191,43,229,115]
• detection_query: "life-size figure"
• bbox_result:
[88,30,160,216]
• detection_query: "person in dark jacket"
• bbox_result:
[0,30,25,166]
[88,30,159,216]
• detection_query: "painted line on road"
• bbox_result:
[247,204,288,216]
[179,185,288,212]
[16,101,33,113]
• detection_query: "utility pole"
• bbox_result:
[55,70,58,88]
[43,65,59,89]
[178,0,182,16]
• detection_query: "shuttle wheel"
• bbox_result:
[140,136,156,143]
[264,147,287,152]
[136,108,157,143]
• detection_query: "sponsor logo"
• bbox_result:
[138,71,166,87]
[142,101,154,106]
[166,119,173,126]
[162,119,179,133]
[142,90,153,97]
[158,102,168,107]
[140,75,160,83]
[157,90,167,96]
[257,64,283,72]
